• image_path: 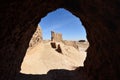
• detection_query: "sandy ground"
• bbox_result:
[20,41,89,74]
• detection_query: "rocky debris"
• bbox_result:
[51,42,62,53]
[63,40,79,50]
[50,42,57,48]
[51,31,62,42]
[56,44,62,53]
[29,25,42,48]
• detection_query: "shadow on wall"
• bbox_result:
[16,68,86,80]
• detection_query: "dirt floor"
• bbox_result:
[20,41,89,74]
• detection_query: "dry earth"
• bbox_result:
[20,41,89,75]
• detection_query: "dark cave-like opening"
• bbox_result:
[0,1,119,80]
[20,8,89,75]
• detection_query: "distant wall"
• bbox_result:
[63,40,79,50]
[79,40,86,42]
[51,31,62,42]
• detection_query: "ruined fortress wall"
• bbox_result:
[63,40,79,50]
[51,31,63,42]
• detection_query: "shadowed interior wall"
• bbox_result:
[0,0,120,80]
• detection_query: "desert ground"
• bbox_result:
[20,41,89,75]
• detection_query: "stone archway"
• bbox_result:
[0,0,120,80]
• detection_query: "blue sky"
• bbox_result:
[39,8,87,41]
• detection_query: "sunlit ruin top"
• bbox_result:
[51,31,63,42]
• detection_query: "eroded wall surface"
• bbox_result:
[51,31,62,42]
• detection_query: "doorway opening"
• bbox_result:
[20,8,89,75]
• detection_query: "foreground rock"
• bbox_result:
[56,44,62,53]
[29,25,42,48]
[50,42,57,48]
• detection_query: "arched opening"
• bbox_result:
[40,8,87,41]
[0,1,119,80]
[20,8,89,75]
